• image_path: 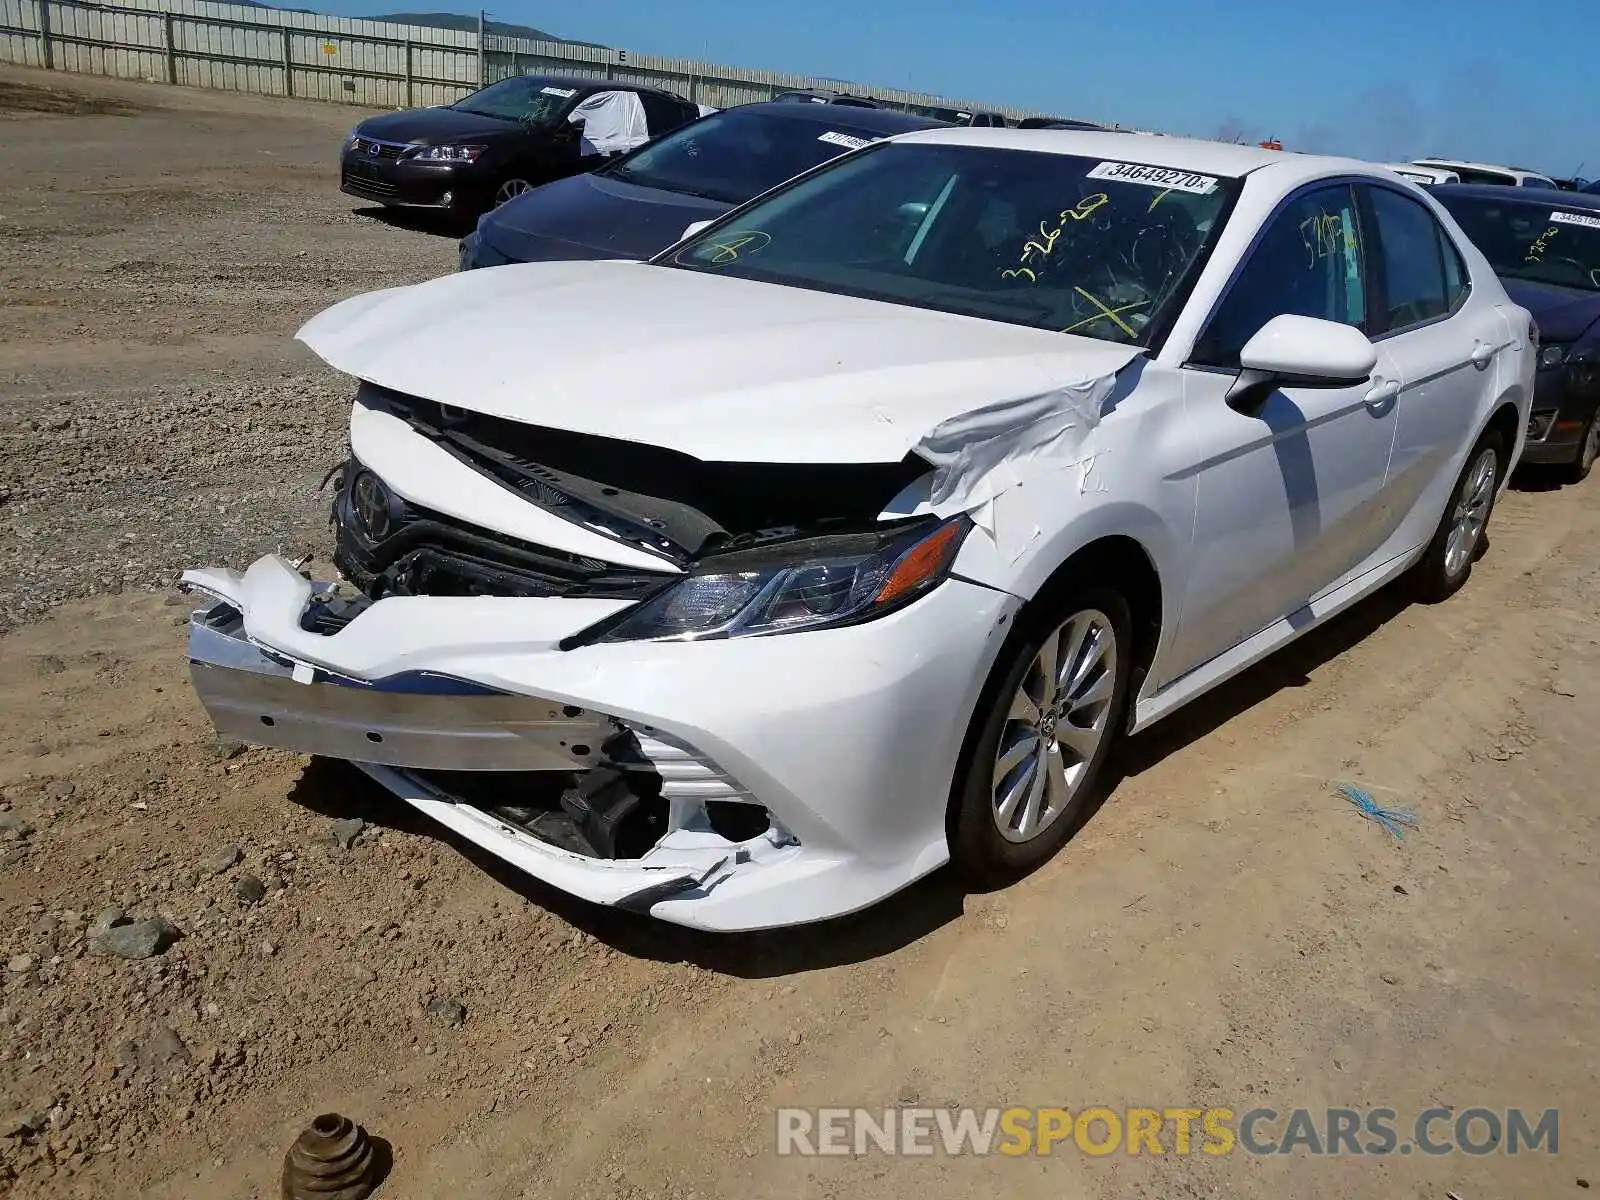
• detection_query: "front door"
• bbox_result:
[1163,182,1399,682]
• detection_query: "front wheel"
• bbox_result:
[948,587,1134,886]
[492,177,535,207]
[1562,410,1598,484]
[1408,430,1504,603]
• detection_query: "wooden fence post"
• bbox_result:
[404,40,413,108]
[281,27,292,96]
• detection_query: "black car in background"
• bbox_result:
[341,75,699,219]
[914,106,1008,127]
[771,89,879,107]
[1017,116,1110,130]
[1435,184,1600,480]
[459,102,946,269]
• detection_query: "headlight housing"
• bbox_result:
[1539,343,1568,369]
[1566,346,1599,394]
[410,144,487,162]
[590,516,971,643]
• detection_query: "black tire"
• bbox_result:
[948,584,1134,887]
[1408,428,1505,604]
[1561,410,1598,484]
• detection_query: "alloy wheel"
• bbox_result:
[991,609,1118,844]
[1443,446,1497,578]
[493,178,533,206]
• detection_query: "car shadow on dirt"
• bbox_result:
[350,204,472,239]
[1510,463,1578,493]
[1113,580,1413,782]
[287,577,1424,976]
[287,758,969,976]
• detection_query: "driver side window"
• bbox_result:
[1194,184,1367,368]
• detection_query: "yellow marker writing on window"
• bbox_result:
[1071,287,1139,338]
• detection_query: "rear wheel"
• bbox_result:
[1408,430,1503,603]
[1562,411,1598,484]
[948,586,1133,885]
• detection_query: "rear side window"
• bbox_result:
[1193,184,1367,367]
[1521,177,1557,190]
[1367,186,1451,332]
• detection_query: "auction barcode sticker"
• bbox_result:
[541,86,578,97]
[1550,210,1600,230]
[818,131,872,151]
[1087,161,1220,194]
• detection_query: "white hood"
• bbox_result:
[297,261,1142,465]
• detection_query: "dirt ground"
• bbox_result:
[2,64,1597,1200]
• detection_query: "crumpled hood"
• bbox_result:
[296,260,1142,465]
[1504,279,1600,346]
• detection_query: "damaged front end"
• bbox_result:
[181,381,1009,929]
[184,560,807,919]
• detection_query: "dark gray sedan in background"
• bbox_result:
[1435,184,1600,480]
[457,101,947,269]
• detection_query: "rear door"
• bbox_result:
[1360,183,1506,556]
[1165,182,1401,680]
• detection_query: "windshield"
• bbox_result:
[604,110,894,205]
[452,77,578,123]
[663,143,1237,344]
[1438,194,1600,292]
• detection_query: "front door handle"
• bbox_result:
[1364,378,1400,409]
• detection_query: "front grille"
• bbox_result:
[329,460,672,605]
[342,171,398,199]
[352,137,408,160]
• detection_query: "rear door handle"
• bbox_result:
[1470,339,1497,369]
[1364,379,1400,408]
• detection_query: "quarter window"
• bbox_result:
[1368,187,1450,332]
[1440,226,1469,312]
[1194,184,1366,367]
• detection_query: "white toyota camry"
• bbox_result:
[184,130,1535,931]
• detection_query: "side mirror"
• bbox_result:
[1226,314,1378,415]
[679,219,715,242]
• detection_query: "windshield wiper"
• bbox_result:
[911,288,1060,321]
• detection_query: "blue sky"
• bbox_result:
[324,0,1598,176]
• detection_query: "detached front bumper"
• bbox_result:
[183,555,1018,931]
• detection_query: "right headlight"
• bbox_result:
[589,516,971,643]
[1539,343,1569,369]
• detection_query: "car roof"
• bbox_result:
[730,101,948,133]
[522,74,681,99]
[1413,157,1553,181]
[886,127,1358,178]
[1431,183,1600,211]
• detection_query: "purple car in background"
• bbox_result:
[457,101,947,270]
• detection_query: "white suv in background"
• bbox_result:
[1410,158,1558,188]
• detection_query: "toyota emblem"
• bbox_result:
[351,471,392,541]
